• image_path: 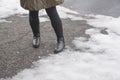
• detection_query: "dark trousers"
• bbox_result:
[29,6,64,39]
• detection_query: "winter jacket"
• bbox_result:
[20,0,64,11]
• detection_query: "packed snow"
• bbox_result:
[0,0,120,80]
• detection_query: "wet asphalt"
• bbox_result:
[0,15,92,78]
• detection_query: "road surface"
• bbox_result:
[63,0,120,17]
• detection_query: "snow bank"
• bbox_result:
[0,0,26,22]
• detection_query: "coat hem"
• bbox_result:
[21,1,64,11]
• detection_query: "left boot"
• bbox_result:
[32,34,40,48]
[54,37,65,54]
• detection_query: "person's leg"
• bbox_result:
[45,6,65,53]
[29,11,40,48]
[45,7,63,39]
[29,11,40,37]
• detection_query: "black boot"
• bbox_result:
[32,35,40,48]
[54,37,65,53]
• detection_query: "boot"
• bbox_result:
[33,35,40,48]
[54,37,65,53]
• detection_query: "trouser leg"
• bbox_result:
[29,11,40,37]
[46,6,65,53]
[45,7,64,39]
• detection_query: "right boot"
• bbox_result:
[32,34,40,48]
[54,37,65,53]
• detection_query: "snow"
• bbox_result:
[87,15,120,35]
[0,0,79,22]
[0,0,120,80]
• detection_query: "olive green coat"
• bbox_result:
[20,0,64,11]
